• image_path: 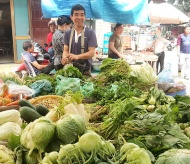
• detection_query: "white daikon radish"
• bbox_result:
[64,103,79,115]
[45,109,59,122]
[84,111,90,124]
[75,104,85,119]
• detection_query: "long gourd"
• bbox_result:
[19,106,42,123]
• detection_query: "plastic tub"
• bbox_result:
[92,61,102,72]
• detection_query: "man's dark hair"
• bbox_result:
[71,4,85,16]
[23,41,32,51]
[114,23,123,31]
[57,15,72,26]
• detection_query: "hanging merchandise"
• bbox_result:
[103,32,112,55]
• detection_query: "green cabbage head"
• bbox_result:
[20,117,55,153]
[156,149,190,164]
[55,114,86,144]
[0,145,15,164]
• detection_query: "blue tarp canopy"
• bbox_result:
[41,0,149,24]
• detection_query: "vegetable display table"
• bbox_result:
[129,52,158,72]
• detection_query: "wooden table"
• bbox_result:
[126,52,158,73]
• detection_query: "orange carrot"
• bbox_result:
[5,94,13,99]
[5,100,20,106]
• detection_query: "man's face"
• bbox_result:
[71,10,85,28]
[184,27,190,35]
[29,44,34,53]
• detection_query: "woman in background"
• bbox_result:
[46,20,57,61]
[52,16,72,70]
[108,23,124,59]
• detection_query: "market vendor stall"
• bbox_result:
[125,51,158,72]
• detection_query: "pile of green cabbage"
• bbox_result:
[19,114,86,163]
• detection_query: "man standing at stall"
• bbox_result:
[177,25,190,80]
[61,4,98,75]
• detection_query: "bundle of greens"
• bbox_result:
[54,66,83,79]
[96,58,131,84]
[0,72,23,85]
[90,80,142,106]
[99,98,141,140]
[121,111,190,156]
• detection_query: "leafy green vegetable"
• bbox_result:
[129,63,158,90]
[97,58,131,84]
[7,133,21,151]
[55,66,83,79]
[155,149,190,164]
[0,72,23,85]
[24,73,56,93]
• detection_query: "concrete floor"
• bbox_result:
[0,53,14,64]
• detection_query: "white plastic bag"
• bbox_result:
[5,81,35,97]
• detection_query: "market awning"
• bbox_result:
[41,0,149,24]
[148,2,190,24]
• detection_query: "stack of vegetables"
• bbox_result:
[1,58,190,163]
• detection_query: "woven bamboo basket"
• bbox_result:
[29,95,64,109]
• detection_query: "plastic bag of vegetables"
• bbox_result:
[20,117,55,153]
[55,114,86,144]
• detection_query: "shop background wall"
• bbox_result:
[13,0,29,61]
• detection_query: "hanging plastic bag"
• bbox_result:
[5,80,35,97]
[55,75,80,96]
[30,79,53,97]
[158,63,174,83]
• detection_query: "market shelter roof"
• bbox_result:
[148,2,190,24]
[41,0,149,24]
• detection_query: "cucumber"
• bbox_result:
[36,105,49,116]
[18,99,36,110]
[19,106,42,123]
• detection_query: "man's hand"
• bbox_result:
[68,53,79,61]
[61,57,69,65]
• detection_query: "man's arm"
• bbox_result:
[31,61,47,70]
[67,47,96,61]
[143,41,154,51]
[61,45,69,65]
